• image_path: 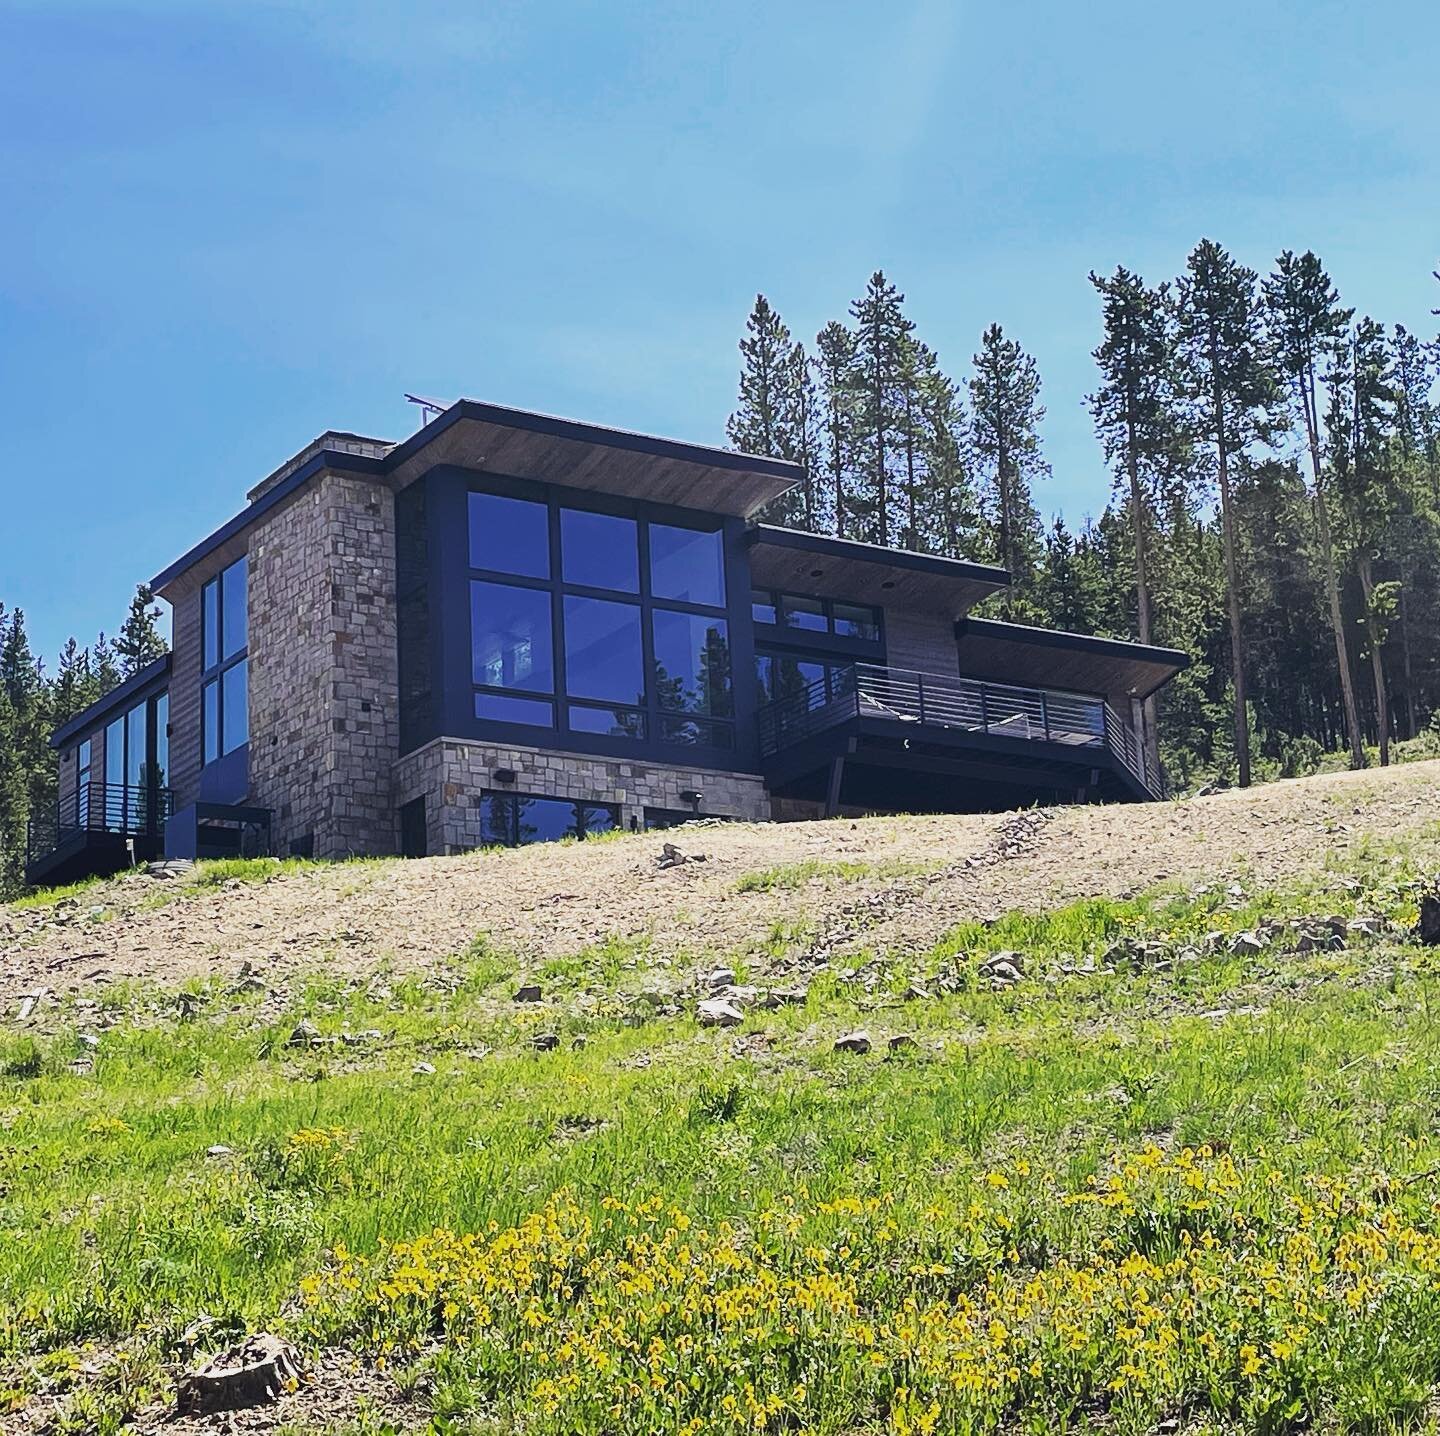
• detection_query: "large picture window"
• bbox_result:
[479,792,619,847]
[200,555,248,764]
[466,487,734,751]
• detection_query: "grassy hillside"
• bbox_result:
[3,765,1440,1434]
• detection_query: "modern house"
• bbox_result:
[26,400,1186,887]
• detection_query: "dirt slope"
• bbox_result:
[4,760,1438,1004]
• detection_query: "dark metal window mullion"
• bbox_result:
[547,492,566,724]
[637,519,658,741]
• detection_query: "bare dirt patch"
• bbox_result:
[4,761,1438,1009]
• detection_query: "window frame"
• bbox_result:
[200,555,249,766]
[750,589,884,648]
[464,481,736,754]
[477,790,621,847]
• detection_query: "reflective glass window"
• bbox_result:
[221,555,248,659]
[154,693,169,788]
[202,681,219,765]
[561,509,639,592]
[659,715,734,748]
[471,581,553,691]
[474,692,554,727]
[222,660,248,753]
[468,492,550,578]
[650,524,726,607]
[832,602,879,641]
[781,594,827,631]
[751,590,778,625]
[202,578,219,670]
[652,611,731,717]
[515,796,581,844]
[563,596,644,704]
[568,704,647,739]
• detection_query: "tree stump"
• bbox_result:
[176,1333,302,1414]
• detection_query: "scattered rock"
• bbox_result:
[530,1032,561,1052]
[759,986,808,1009]
[980,957,1024,987]
[833,1030,872,1054]
[513,983,543,1003]
[887,1034,918,1053]
[206,1144,234,1159]
[176,1332,302,1415]
[77,1032,100,1050]
[1229,930,1266,958]
[702,966,736,990]
[1347,916,1385,937]
[570,1035,588,1050]
[411,1061,436,1075]
[657,842,708,870]
[287,1020,322,1049]
[698,998,745,1028]
[903,983,930,1002]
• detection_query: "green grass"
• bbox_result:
[8,873,111,909]
[736,856,934,892]
[4,850,1440,1433]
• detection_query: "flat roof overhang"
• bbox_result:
[50,653,172,750]
[748,526,1011,615]
[955,617,1189,700]
[152,400,803,593]
[383,401,801,515]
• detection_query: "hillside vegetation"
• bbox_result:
[3,761,1440,1435]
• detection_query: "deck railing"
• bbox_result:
[25,782,175,868]
[757,663,1164,798]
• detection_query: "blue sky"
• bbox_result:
[3,0,1438,660]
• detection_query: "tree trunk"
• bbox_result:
[1124,406,1162,782]
[1357,553,1391,765]
[1300,375,1366,771]
[1399,583,1418,739]
[1209,325,1250,788]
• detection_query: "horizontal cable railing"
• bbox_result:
[758,663,1163,797]
[25,782,175,867]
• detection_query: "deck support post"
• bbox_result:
[824,754,846,818]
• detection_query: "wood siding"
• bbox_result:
[883,607,960,675]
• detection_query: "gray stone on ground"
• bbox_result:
[513,984,543,1003]
[287,1019,321,1048]
[530,1032,561,1052]
[697,998,745,1028]
[834,1030,872,1054]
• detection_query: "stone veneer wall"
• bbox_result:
[392,738,770,854]
[247,471,400,858]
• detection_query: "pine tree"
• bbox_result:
[115,583,168,677]
[916,363,979,559]
[781,341,822,530]
[726,294,792,459]
[1176,239,1278,788]
[969,324,1048,600]
[813,322,862,539]
[849,272,914,547]
[92,632,122,694]
[1262,250,1365,770]
[1328,318,1399,764]
[1088,268,1185,772]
